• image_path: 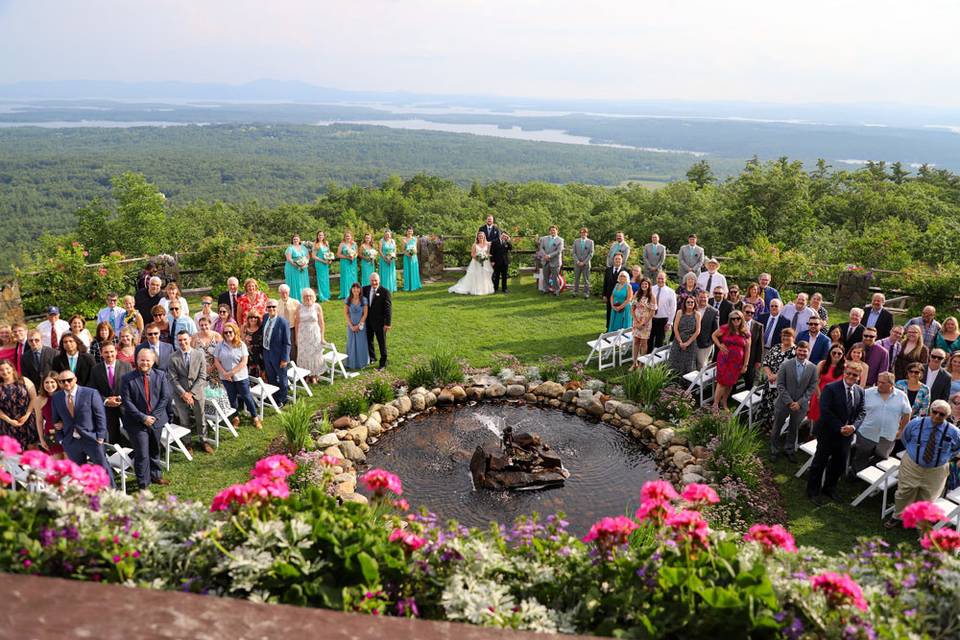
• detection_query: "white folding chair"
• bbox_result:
[616,330,634,363]
[637,344,670,368]
[106,443,135,493]
[794,439,818,477]
[205,399,239,448]
[585,330,624,371]
[287,361,313,402]
[320,342,356,384]
[731,382,765,428]
[249,375,283,415]
[160,423,193,470]
[683,363,717,407]
[932,488,960,530]
[1,456,30,492]
[850,457,900,519]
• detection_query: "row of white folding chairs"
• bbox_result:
[585,329,629,371]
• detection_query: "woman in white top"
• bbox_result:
[68,314,93,349]
[214,321,261,429]
[296,288,327,383]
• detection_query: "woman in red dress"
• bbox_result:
[712,310,751,410]
[807,344,846,424]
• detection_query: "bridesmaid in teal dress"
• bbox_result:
[311,230,332,302]
[402,228,422,291]
[378,230,398,292]
[608,271,634,331]
[284,234,311,301]
[359,232,377,286]
[337,231,359,300]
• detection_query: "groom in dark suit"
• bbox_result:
[490,232,513,294]
[51,370,114,487]
[362,273,392,370]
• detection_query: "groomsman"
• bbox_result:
[642,233,666,280]
[677,234,705,281]
[362,273,392,370]
[603,254,626,328]
[571,227,594,298]
[538,226,564,296]
[605,231,630,267]
[479,214,501,245]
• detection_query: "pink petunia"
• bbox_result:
[74,464,111,495]
[634,499,675,525]
[319,454,341,466]
[921,528,960,552]
[389,528,427,553]
[744,524,798,553]
[901,501,946,530]
[0,469,12,486]
[210,484,253,511]
[681,483,720,507]
[19,449,53,471]
[810,572,868,611]
[665,509,711,549]
[0,435,22,457]
[251,455,297,481]
[361,469,403,496]
[640,480,680,504]
[45,458,80,487]
[582,516,639,547]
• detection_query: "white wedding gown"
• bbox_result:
[449,244,495,295]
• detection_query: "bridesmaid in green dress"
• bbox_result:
[284,234,311,301]
[359,232,377,286]
[337,231,358,300]
[379,230,398,292]
[402,228,422,291]
[311,230,333,302]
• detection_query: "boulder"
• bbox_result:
[315,433,340,448]
[506,384,526,398]
[670,434,689,447]
[485,383,507,398]
[346,424,368,444]
[561,389,577,403]
[340,441,366,463]
[683,464,704,475]
[379,404,400,423]
[411,386,428,396]
[604,400,621,414]
[333,416,352,430]
[323,445,343,460]
[411,394,426,411]
[667,445,686,456]
[577,389,594,403]
[641,424,658,440]
[673,450,695,469]
[575,408,587,417]
[466,386,484,401]
[681,472,707,485]
[450,385,467,401]
[431,387,442,396]
[692,446,712,461]
[616,403,639,419]
[507,376,527,386]
[333,473,357,494]
[340,492,369,505]
[655,428,675,447]
[424,391,438,407]
[549,399,562,409]
[437,388,455,405]
[630,412,654,429]
[533,381,564,399]
[359,442,369,453]
[524,393,538,402]
[367,421,384,438]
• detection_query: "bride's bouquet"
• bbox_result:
[474,247,490,266]
[363,247,379,262]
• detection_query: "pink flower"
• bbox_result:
[641,480,680,503]
[665,510,710,549]
[810,572,868,611]
[361,469,403,496]
[319,454,341,466]
[392,498,410,511]
[0,435,22,457]
[210,483,253,511]
[902,501,946,530]
[251,455,297,481]
[921,528,960,552]
[635,499,675,525]
[45,458,80,486]
[744,524,798,553]
[582,516,639,547]
[389,528,427,553]
[74,464,110,494]
[681,483,720,507]
[19,449,53,471]
[0,469,12,486]
[97,268,108,277]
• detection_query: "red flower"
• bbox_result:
[921,528,960,552]
[744,524,797,553]
[810,572,868,611]
[901,501,945,530]
[361,469,403,496]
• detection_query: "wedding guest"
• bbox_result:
[894,324,930,380]
[363,272,392,370]
[742,303,765,389]
[116,328,137,366]
[924,348,952,403]
[135,323,174,371]
[202,345,232,427]
[168,331,212,453]
[121,294,144,341]
[491,231,512,294]
[769,341,818,461]
[726,285,742,310]
[676,272,701,308]
[827,325,843,346]
[0,359,38,450]
[694,290,719,370]
[836,308,866,352]
[242,314,264,379]
[742,282,766,317]
[709,285,733,326]
[809,292,829,324]
[359,232,377,287]
[758,273,780,308]
[607,271,633,332]
[52,333,95,387]
[879,325,905,369]
[214,321,262,429]
[236,278,267,326]
[312,230,333,301]
[0,325,15,364]
[845,343,870,387]
[538,225,564,296]
[10,324,27,375]
[630,265,643,295]
[297,288,326,383]
[712,310,750,410]
[402,228,422,292]
[861,329,890,387]
[167,301,197,344]
[782,293,814,331]
[121,349,173,489]
[796,316,831,365]
[277,284,300,360]
[30,373,63,456]
[479,214,501,244]
[193,297,216,326]
[159,281,189,317]
[630,277,657,369]
[53,368,112,486]
[87,342,132,446]
[696,257,727,296]
[864,292,894,340]
[934,316,960,354]
[641,233,666,280]
[896,364,931,418]
[759,328,797,428]
[606,231,630,267]
[651,271,677,350]
[260,299,291,407]
[759,299,789,351]
[88,322,118,364]
[284,233,311,301]
[571,227,594,298]
[668,296,701,376]
[37,306,70,349]
[345,282,369,370]
[851,372,911,471]
[808,345,847,424]
[377,230,398,293]
[96,293,125,334]
[677,233,705,281]
[907,306,942,349]
[191,316,222,352]
[21,330,56,390]
[603,253,627,329]
[338,231,359,299]
[136,261,157,292]
[217,277,241,321]
[213,304,231,334]
[149,305,171,343]
[807,363,865,504]
[134,277,164,322]
[944,352,960,399]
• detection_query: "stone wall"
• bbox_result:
[418,237,444,281]
[0,278,24,325]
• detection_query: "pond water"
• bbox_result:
[363,403,660,536]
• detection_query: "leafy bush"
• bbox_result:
[706,414,762,487]
[180,232,274,288]
[652,385,694,423]
[334,393,369,419]
[429,351,464,385]
[277,400,315,455]
[724,235,808,292]
[537,356,565,383]
[902,262,960,312]
[680,411,730,448]
[406,363,435,390]
[622,364,676,408]
[365,377,396,405]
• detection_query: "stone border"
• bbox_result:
[314,375,712,504]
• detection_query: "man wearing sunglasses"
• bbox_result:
[923,348,952,403]
[886,399,960,529]
[807,362,865,504]
[51,370,114,487]
[135,323,174,371]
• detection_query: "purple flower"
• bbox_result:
[39,528,55,547]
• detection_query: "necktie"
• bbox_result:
[791,313,799,329]
[143,374,151,414]
[656,286,662,306]
[15,342,22,371]
[170,319,178,343]
[706,274,713,294]
[107,365,114,388]
[67,392,74,417]
[263,318,273,350]
[69,355,77,372]
[847,325,854,339]
[230,294,236,318]
[50,325,57,349]
[369,287,375,306]
[846,386,855,416]
[924,420,941,465]
[34,350,40,370]
[765,317,776,346]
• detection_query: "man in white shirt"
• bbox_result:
[167,302,198,348]
[852,372,912,471]
[96,293,125,334]
[651,271,677,349]
[781,293,815,331]
[36,306,71,349]
[696,258,727,296]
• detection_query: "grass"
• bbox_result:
[150,277,904,556]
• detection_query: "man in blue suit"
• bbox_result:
[51,370,114,487]
[260,299,291,406]
[121,349,172,490]
[796,316,831,365]
[135,323,174,371]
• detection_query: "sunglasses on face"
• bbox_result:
[223,331,234,335]
[743,311,754,315]
[58,378,75,384]
[932,410,949,417]
[153,312,164,317]
[931,355,945,360]
[266,305,276,309]
[146,332,160,337]
[863,335,876,339]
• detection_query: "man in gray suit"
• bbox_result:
[677,233,706,281]
[167,331,211,453]
[694,290,718,369]
[571,227,594,298]
[539,225,564,296]
[642,233,666,280]
[770,341,819,462]
[605,231,631,268]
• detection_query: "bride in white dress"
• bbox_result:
[449,232,495,296]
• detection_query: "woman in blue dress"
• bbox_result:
[337,231,358,300]
[402,228,422,291]
[284,234,311,301]
[344,282,369,370]
[359,232,377,286]
[379,230,398,292]
[311,230,333,302]
[608,270,634,332]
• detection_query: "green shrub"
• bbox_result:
[365,377,395,405]
[622,363,676,408]
[180,233,274,288]
[902,262,960,312]
[276,401,315,455]
[724,235,808,291]
[407,363,435,390]
[538,356,564,383]
[652,385,694,423]
[680,410,730,448]
[429,351,464,384]
[334,392,368,419]
[313,408,332,436]
[707,414,762,487]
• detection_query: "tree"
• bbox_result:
[111,172,168,257]
[890,162,910,185]
[685,160,716,189]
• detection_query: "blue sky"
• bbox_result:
[1,0,957,105]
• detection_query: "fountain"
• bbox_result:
[469,426,569,491]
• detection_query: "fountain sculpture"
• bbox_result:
[469,426,569,491]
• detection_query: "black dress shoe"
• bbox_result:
[785,452,798,463]
[808,493,829,506]
[822,490,839,502]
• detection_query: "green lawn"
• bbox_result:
[152,278,914,555]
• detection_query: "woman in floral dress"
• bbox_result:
[297,288,326,383]
[0,360,38,450]
[630,277,657,370]
[758,328,797,427]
